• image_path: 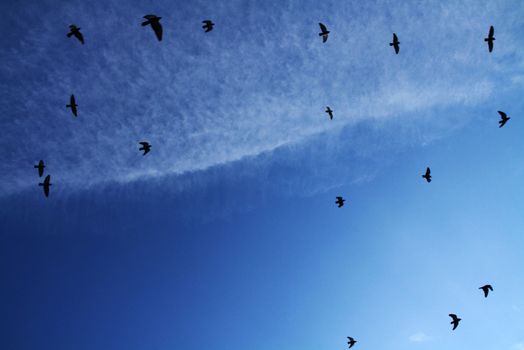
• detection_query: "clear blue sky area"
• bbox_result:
[1,1,523,350]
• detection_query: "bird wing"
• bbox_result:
[139,142,149,148]
[481,287,488,297]
[393,33,398,42]
[449,313,457,319]
[489,26,494,38]
[319,23,327,33]
[488,40,493,52]
[425,167,431,176]
[394,44,399,54]
[151,21,163,41]
[498,111,507,119]
[323,34,328,42]
[488,285,493,291]
[75,31,84,44]
[70,94,75,105]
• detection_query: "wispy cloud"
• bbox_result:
[1,0,522,196]
[408,332,432,343]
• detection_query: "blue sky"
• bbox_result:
[1,0,524,349]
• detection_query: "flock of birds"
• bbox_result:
[30,13,511,345]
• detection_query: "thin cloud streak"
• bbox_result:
[1,0,522,196]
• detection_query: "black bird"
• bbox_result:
[390,33,400,54]
[498,111,510,128]
[479,284,493,298]
[39,175,51,198]
[335,196,345,208]
[67,24,84,44]
[326,106,334,120]
[202,20,214,32]
[422,167,431,183]
[347,336,357,349]
[66,94,78,117]
[34,160,45,177]
[449,314,461,330]
[484,26,495,53]
[319,23,330,43]
[142,15,163,41]
[139,141,151,155]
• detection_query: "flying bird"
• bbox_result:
[422,167,431,183]
[498,110,510,128]
[66,94,78,117]
[142,15,163,41]
[139,141,151,155]
[318,23,330,43]
[449,314,461,330]
[325,106,334,120]
[347,336,357,348]
[67,24,84,44]
[390,33,400,54]
[479,284,493,298]
[34,160,45,177]
[484,26,495,52]
[39,175,52,198]
[202,20,214,32]
[335,196,345,208]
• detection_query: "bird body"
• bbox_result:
[66,94,78,117]
[390,33,400,54]
[202,20,214,32]
[139,141,151,155]
[449,314,461,330]
[34,160,45,177]
[319,23,330,42]
[498,110,510,128]
[39,174,52,197]
[479,284,493,298]
[422,167,431,183]
[335,196,345,207]
[347,336,357,348]
[484,26,495,52]
[142,15,163,41]
[326,106,333,120]
[67,24,84,44]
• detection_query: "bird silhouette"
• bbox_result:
[479,284,493,298]
[66,94,78,117]
[34,160,45,177]
[335,196,345,207]
[202,20,214,32]
[484,26,495,52]
[498,111,510,128]
[67,25,84,44]
[142,15,163,41]
[39,175,51,198]
[449,314,461,330]
[422,167,431,182]
[139,141,151,155]
[347,336,357,348]
[390,33,400,54]
[319,23,330,43]
[326,106,334,120]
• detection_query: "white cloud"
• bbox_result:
[409,332,432,343]
[1,0,523,196]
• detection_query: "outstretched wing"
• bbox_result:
[480,286,488,297]
[139,142,149,147]
[488,285,493,291]
[488,40,493,52]
[319,22,327,33]
[38,160,44,177]
[393,33,398,42]
[75,31,84,44]
[498,111,507,119]
[151,21,163,41]
[449,313,457,320]
[425,167,431,176]
[489,25,494,38]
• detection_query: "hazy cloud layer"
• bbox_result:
[1,0,523,196]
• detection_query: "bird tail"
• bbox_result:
[389,43,394,46]
[141,20,150,26]
[484,38,489,41]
